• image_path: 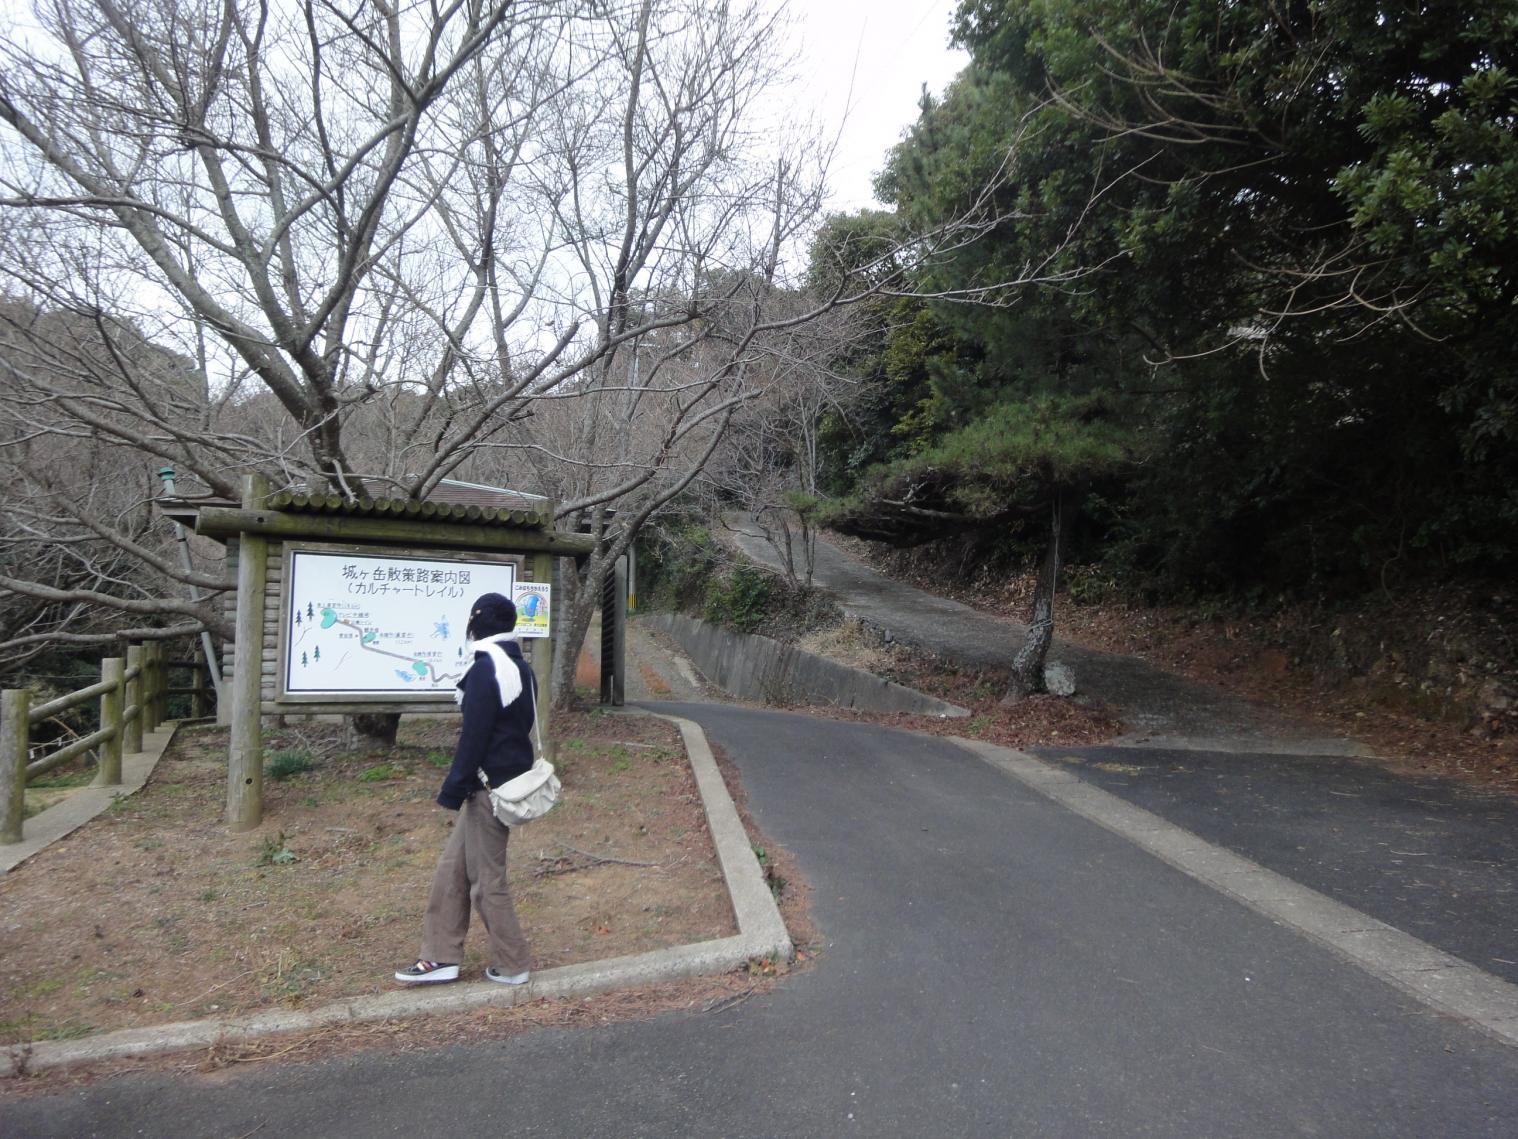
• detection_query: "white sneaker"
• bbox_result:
[395,960,459,983]
[486,967,530,985]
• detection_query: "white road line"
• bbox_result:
[957,737,1518,1050]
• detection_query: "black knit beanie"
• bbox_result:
[466,592,517,641]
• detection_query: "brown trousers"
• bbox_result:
[420,791,531,973]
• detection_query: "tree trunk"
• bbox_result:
[551,554,601,712]
[1003,490,1068,703]
[349,711,400,749]
[799,514,817,588]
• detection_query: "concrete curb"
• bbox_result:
[645,612,969,718]
[954,737,1518,1050]
[1,714,789,1077]
[2,722,185,876]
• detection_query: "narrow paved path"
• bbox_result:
[723,517,1365,755]
[8,706,1514,1137]
[723,522,1518,990]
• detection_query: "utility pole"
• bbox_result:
[157,467,224,705]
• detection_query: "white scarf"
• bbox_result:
[456,632,523,707]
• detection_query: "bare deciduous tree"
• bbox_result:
[0,0,1105,706]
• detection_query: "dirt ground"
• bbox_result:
[1055,601,1518,790]
[0,711,735,1048]
[796,618,1126,749]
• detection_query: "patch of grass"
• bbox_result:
[256,831,298,866]
[357,764,397,782]
[153,915,191,954]
[267,749,317,781]
[425,749,452,768]
[964,714,993,736]
[36,1022,94,1041]
[28,764,95,790]
[258,950,326,1001]
[301,796,320,808]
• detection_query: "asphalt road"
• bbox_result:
[1032,742,1518,987]
[5,705,1516,1137]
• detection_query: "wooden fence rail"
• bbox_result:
[0,643,215,844]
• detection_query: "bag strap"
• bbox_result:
[479,663,543,787]
[527,671,544,759]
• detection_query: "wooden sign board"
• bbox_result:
[278,545,520,702]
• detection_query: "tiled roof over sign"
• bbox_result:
[425,479,549,512]
[264,489,549,529]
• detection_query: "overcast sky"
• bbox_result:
[778,0,968,212]
[0,0,968,213]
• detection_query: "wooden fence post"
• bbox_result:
[96,657,124,786]
[191,641,209,719]
[1,689,28,844]
[124,644,144,754]
[227,472,269,831]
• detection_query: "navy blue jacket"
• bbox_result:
[437,641,537,810]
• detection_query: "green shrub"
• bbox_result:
[703,565,772,633]
[266,749,316,781]
[637,522,720,611]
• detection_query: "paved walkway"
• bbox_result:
[2,724,180,875]
[723,516,1365,754]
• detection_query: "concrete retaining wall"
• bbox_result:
[645,613,968,718]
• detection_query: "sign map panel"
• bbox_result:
[282,549,517,698]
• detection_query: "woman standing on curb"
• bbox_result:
[395,592,535,986]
